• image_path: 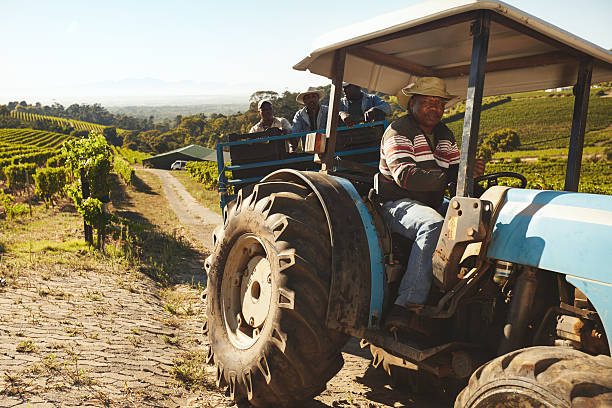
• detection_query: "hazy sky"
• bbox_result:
[1,0,611,105]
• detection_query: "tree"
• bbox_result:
[102,126,118,146]
[249,90,279,104]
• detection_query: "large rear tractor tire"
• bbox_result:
[205,181,348,407]
[455,346,612,407]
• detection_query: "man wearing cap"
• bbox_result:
[339,83,392,127]
[249,100,292,134]
[290,87,328,152]
[378,77,484,332]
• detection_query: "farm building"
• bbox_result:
[142,144,228,169]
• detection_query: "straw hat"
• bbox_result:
[396,77,457,109]
[296,87,326,104]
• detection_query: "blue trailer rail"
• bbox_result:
[216,121,388,209]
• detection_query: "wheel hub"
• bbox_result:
[221,235,273,349]
[240,256,272,329]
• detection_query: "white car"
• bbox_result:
[170,160,187,170]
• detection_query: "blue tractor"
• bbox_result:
[203,1,612,407]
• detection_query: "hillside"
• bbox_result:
[0,128,73,149]
[9,111,130,137]
[445,89,612,151]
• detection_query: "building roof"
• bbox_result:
[143,144,214,162]
[202,150,231,163]
[293,0,612,98]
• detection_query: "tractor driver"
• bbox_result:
[378,76,484,332]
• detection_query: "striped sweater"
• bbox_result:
[379,114,460,208]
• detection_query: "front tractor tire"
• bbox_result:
[205,181,348,407]
[455,346,612,408]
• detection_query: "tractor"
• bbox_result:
[203,1,612,406]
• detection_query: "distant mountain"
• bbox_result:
[2,77,252,107]
[108,103,250,120]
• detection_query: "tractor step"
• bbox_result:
[363,329,458,361]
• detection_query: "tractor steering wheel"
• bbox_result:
[473,171,527,197]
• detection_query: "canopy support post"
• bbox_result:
[457,11,490,197]
[321,49,346,172]
[564,58,593,192]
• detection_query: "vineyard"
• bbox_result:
[446,89,612,150]
[9,111,130,136]
[111,145,151,165]
[485,160,612,195]
[0,129,73,178]
[0,128,73,148]
[0,127,151,218]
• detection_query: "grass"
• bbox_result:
[493,146,606,160]
[160,286,199,317]
[171,350,212,390]
[1,372,31,396]
[16,340,36,353]
[170,170,222,214]
[128,335,142,347]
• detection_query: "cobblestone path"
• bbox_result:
[0,256,231,407]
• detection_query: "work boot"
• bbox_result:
[384,303,423,332]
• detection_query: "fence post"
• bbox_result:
[80,167,93,245]
[25,169,32,217]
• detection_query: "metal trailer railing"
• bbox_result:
[216,120,388,209]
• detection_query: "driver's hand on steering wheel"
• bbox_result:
[473,159,486,178]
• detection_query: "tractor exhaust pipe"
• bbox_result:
[498,267,538,355]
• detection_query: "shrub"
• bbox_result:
[63,132,112,203]
[33,167,68,205]
[483,128,521,152]
[46,153,67,168]
[113,156,134,185]
[78,197,106,230]
[0,189,28,218]
[70,129,90,138]
[62,132,113,248]
[4,163,36,189]
[476,145,493,163]
[185,161,233,190]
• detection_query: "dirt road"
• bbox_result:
[144,169,222,250]
[150,170,452,408]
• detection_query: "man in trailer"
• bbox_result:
[249,100,292,134]
[378,76,484,332]
[290,87,329,153]
[339,83,392,127]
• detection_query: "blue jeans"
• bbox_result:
[381,198,449,305]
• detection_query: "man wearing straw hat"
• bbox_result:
[378,77,484,332]
[290,87,328,152]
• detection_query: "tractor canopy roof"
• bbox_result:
[293,0,612,98]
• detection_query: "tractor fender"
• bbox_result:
[486,189,612,282]
[262,169,384,333]
[486,188,612,350]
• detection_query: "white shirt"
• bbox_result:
[249,117,292,134]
